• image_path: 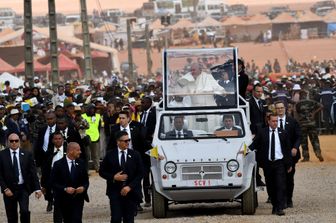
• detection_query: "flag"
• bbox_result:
[243,143,247,156]
[146,145,159,159]
[24,97,39,107]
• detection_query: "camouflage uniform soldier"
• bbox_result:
[295,91,324,162]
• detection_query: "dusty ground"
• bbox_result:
[0,135,335,222]
[118,38,336,76]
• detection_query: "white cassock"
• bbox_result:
[179,72,225,106]
[177,72,225,131]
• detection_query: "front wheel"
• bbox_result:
[152,187,168,218]
[241,175,257,215]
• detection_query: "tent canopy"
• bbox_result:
[58,53,81,72]
[0,58,16,73]
[15,60,50,73]
[149,19,165,30]
[221,16,247,26]
[324,10,336,23]
[197,17,223,27]
[0,72,24,88]
[245,14,272,25]
[271,13,296,24]
[169,18,195,30]
[296,11,323,23]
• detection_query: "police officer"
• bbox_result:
[296,91,324,162]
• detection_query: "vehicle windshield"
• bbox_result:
[159,112,245,140]
[164,48,238,110]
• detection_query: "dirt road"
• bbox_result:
[0,135,335,222]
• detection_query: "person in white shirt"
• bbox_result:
[41,131,65,219]
[52,85,67,108]
[178,62,226,107]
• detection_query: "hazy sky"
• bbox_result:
[0,0,316,15]
[0,0,147,15]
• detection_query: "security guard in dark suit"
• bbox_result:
[0,133,42,223]
[100,131,144,223]
[50,142,89,223]
[250,114,292,216]
[275,101,302,208]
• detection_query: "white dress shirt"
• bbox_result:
[52,146,64,167]
[268,128,284,161]
[66,156,75,172]
[118,148,128,166]
[141,108,151,126]
[43,125,56,152]
[10,149,24,184]
[278,115,286,130]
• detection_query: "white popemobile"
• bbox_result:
[150,48,258,218]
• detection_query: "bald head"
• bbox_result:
[8,133,20,150]
[66,142,81,160]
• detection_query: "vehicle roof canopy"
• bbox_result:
[162,47,239,111]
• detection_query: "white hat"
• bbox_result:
[128,97,136,103]
[34,76,39,80]
[10,109,20,115]
[15,97,23,102]
[292,84,301,90]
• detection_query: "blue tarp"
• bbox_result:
[327,23,336,34]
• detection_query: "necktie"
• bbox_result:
[62,130,67,139]
[12,152,19,183]
[142,111,147,126]
[120,151,126,170]
[271,130,275,161]
[53,148,60,156]
[258,100,263,111]
[280,119,284,130]
[49,126,53,136]
[177,131,182,138]
[70,160,76,181]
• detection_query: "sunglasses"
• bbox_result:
[119,139,131,143]
[9,140,19,143]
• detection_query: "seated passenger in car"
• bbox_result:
[215,114,242,136]
[166,116,193,138]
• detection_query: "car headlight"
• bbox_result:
[164,161,177,174]
[227,159,239,172]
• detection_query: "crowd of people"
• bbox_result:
[0,56,335,221]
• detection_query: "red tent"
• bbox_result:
[15,60,50,73]
[58,53,82,76]
[0,58,16,73]
[91,50,108,58]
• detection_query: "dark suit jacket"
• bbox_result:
[40,145,66,189]
[250,127,292,169]
[35,125,54,167]
[99,148,144,202]
[283,116,302,163]
[140,107,156,142]
[107,122,150,154]
[166,129,194,138]
[56,127,86,161]
[249,98,266,134]
[50,157,89,202]
[0,148,40,194]
[5,118,20,136]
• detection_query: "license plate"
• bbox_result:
[194,180,211,187]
